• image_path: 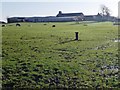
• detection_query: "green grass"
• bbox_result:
[2,22,119,88]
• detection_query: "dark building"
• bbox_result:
[84,13,103,21]
[7,11,85,23]
[56,11,84,18]
[7,17,26,23]
[7,11,117,23]
[84,13,116,22]
[25,16,75,22]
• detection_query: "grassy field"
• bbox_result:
[1,22,119,88]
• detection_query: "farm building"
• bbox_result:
[84,13,102,21]
[84,13,116,22]
[7,11,117,23]
[56,11,84,19]
[25,16,75,22]
[7,11,84,23]
[7,17,26,23]
[7,16,77,23]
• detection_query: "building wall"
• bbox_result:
[7,16,84,23]
[7,17,25,23]
[7,13,116,23]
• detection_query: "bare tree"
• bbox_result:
[100,5,111,16]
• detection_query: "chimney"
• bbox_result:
[59,11,62,14]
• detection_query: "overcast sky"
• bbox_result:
[0,0,119,22]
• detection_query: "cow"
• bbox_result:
[44,24,47,25]
[2,25,6,27]
[52,25,55,27]
[16,23,21,27]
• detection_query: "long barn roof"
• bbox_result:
[56,12,84,17]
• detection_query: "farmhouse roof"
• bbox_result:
[56,11,84,17]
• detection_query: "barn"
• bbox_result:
[56,11,84,19]
[7,11,116,23]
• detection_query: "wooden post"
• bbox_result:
[75,32,78,40]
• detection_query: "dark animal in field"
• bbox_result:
[2,25,6,27]
[52,25,55,27]
[44,24,47,25]
[16,23,21,26]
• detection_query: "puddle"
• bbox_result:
[100,65,119,77]
[101,65,119,71]
[113,38,120,42]
[114,39,120,42]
